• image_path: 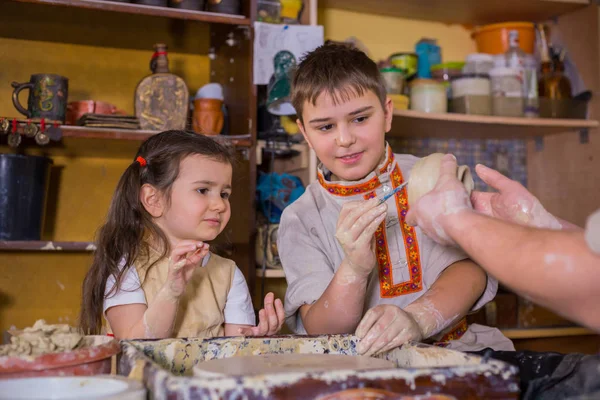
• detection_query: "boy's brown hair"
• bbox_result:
[291,43,387,123]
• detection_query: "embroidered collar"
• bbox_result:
[317,144,394,196]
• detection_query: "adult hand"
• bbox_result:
[406,154,472,246]
[470,164,561,230]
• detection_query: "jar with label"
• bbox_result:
[380,67,406,95]
[489,67,523,117]
[410,79,447,113]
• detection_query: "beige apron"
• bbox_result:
[107,250,235,338]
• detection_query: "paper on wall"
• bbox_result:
[253,22,324,85]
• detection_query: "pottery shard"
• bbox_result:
[0,319,83,358]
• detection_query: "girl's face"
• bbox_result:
[156,154,232,245]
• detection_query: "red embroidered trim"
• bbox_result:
[365,164,423,298]
[317,147,394,196]
[432,317,468,347]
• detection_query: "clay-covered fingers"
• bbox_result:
[436,154,459,185]
[337,201,362,227]
[262,293,284,335]
[169,241,205,271]
[475,163,517,193]
[470,191,495,216]
[355,305,392,355]
[337,199,387,240]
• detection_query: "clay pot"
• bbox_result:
[0,336,120,379]
[407,153,474,206]
[192,98,224,135]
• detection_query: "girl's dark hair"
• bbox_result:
[79,130,235,334]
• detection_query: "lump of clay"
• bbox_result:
[0,319,83,358]
[407,153,475,206]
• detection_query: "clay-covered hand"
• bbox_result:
[239,292,285,336]
[165,240,209,299]
[355,304,423,356]
[406,154,472,246]
[335,198,388,277]
[470,164,562,230]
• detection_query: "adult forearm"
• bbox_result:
[302,259,370,334]
[443,210,600,331]
[405,259,486,339]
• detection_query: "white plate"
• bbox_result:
[0,375,146,400]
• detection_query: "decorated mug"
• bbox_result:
[12,74,69,123]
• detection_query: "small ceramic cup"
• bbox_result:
[407,153,475,206]
[192,98,224,135]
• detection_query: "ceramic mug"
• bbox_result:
[12,74,69,123]
[407,153,475,206]
[193,98,224,135]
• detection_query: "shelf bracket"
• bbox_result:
[579,128,589,144]
[534,136,544,152]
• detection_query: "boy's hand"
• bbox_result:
[239,292,285,336]
[471,164,562,230]
[165,241,209,299]
[355,304,423,356]
[336,199,387,277]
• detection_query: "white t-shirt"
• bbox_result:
[103,253,256,326]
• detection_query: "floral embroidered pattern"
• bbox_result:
[365,164,423,298]
[433,318,468,347]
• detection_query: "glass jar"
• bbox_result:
[431,62,464,98]
[463,53,494,75]
[410,79,447,113]
[380,67,406,95]
[489,67,523,117]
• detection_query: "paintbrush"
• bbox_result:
[377,181,408,205]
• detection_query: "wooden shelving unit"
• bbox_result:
[8,0,251,25]
[390,109,598,139]
[321,0,589,25]
[0,241,96,252]
[501,326,595,340]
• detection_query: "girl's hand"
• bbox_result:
[239,292,285,336]
[165,241,209,298]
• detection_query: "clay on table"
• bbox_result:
[407,153,475,206]
[0,319,82,357]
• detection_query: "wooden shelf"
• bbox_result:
[389,109,598,139]
[8,0,250,25]
[0,127,253,158]
[61,126,253,147]
[256,268,286,278]
[321,0,589,25]
[501,326,596,339]
[0,241,96,252]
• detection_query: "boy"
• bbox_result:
[278,44,513,355]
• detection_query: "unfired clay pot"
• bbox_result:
[407,153,475,206]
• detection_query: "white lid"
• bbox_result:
[489,67,520,77]
[466,53,494,63]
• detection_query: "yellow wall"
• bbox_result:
[0,33,210,332]
[0,38,210,117]
[319,8,476,63]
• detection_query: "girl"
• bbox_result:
[80,130,284,339]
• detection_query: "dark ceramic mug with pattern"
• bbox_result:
[12,74,69,123]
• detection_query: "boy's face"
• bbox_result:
[298,90,393,181]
